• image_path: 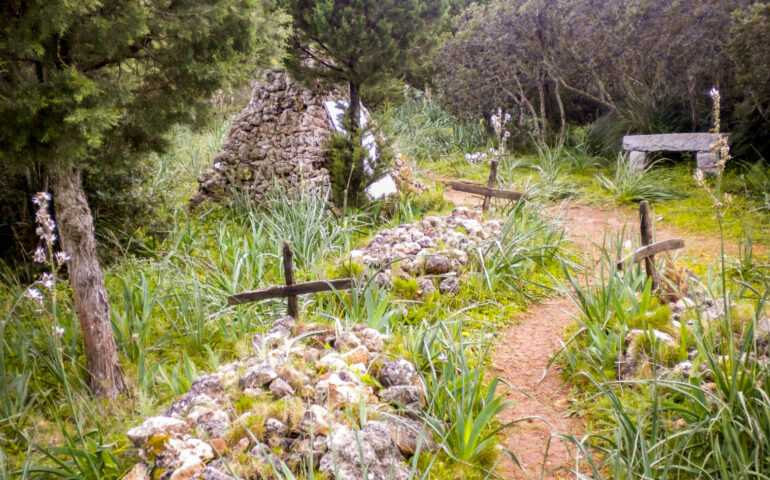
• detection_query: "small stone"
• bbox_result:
[379,385,422,406]
[209,438,227,454]
[356,328,384,352]
[239,365,278,390]
[304,347,322,363]
[300,404,331,435]
[318,372,376,410]
[335,332,362,352]
[342,345,369,365]
[316,352,348,371]
[452,249,469,265]
[191,467,235,480]
[379,359,419,388]
[269,377,295,398]
[425,255,451,275]
[374,272,393,288]
[319,421,409,480]
[273,315,296,332]
[299,384,316,400]
[165,393,216,418]
[672,361,693,379]
[439,277,461,294]
[264,418,288,439]
[232,437,250,456]
[122,463,150,480]
[127,417,190,447]
[385,416,436,456]
[187,406,231,439]
[417,278,436,297]
[169,453,206,480]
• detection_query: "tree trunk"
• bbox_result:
[348,81,361,134]
[52,166,126,398]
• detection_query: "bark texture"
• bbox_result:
[348,81,361,132]
[52,166,126,398]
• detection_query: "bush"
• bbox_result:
[325,115,391,208]
[597,154,686,204]
[437,0,770,160]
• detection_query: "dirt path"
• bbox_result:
[442,186,752,478]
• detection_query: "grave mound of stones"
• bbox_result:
[350,206,502,295]
[191,69,417,206]
[124,316,433,480]
[618,292,770,382]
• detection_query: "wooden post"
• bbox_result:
[282,240,299,318]
[482,159,498,212]
[639,201,658,290]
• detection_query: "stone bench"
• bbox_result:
[622,133,729,172]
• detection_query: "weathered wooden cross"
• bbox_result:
[227,240,353,318]
[616,200,684,290]
[450,159,524,211]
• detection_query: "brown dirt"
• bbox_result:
[437,186,756,478]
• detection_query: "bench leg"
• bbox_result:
[696,151,719,173]
[628,151,646,172]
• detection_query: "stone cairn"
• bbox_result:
[191,70,334,205]
[191,70,419,206]
[124,317,433,480]
[350,206,502,296]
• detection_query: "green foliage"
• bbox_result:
[324,119,389,209]
[378,91,491,166]
[740,160,770,210]
[0,0,285,171]
[597,154,686,204]
[438,0,770,161]
[413,321,512,467]
[473,201,564,297]
[559,230,770,478]
[392,277,419,299]
[281,0,447,131]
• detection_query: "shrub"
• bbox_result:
[597,153,686,204]
[325,115,391,208]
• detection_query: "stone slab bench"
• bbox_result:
[622,133,729,172]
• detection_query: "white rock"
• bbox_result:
[126,417,190,447]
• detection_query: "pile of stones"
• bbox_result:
[350,207,502,296]
[190,69,419,206]
[124,316,434,480]
[618,293,770,381]
[191,70,335,205]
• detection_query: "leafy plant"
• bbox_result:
[598,153,686,203]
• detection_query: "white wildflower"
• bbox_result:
[31,192,51,206]
[23,287,43,303]
[693,169,705,186]
[55,251,71,264]
[54,326,65,338]
[33,246,47,263]
[40,273,54,290]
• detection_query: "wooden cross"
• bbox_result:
[227,240,353,317]
[450,159,523,211]
[616,201,684,290]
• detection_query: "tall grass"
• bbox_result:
[559,231,770,478]
[379,91,491,166]
[598,153,686,203]
[474,201,565,297]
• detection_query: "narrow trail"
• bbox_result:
[442,186,755,479]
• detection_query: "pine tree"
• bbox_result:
[0,0,285,398]
[281,0,447,132]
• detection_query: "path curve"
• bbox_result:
[441,185,753,478]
